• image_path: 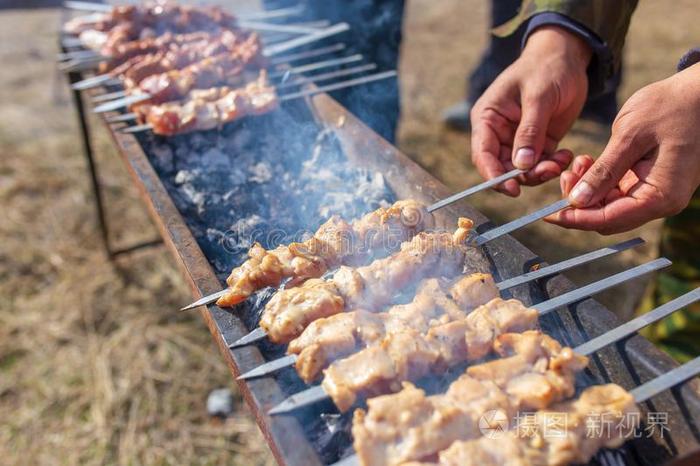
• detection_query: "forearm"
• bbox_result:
[495,0,638,95]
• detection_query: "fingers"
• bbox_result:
[470,118,516,196]
[496,145,521,196]
[547,179,684,235]
[518,149,573,186]
[512,93,555,170]
[568,121,654,208]
[559,155,594,195]
[546,196,650,234]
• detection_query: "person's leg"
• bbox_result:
[579,66,622,125]
[466,0,523,104]
[639,188,700,362]
[265,0,404,142]
[443,0,522,131]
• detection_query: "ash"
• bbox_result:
[139,102,393,282]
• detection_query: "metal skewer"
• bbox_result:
[59,54,104,72]
[105,112,142,123]
[269,54,363,79]
[332,287,700,466]
[58,49,101,61]
[65,1,305,22]
[263,23,350,57]
[267,258,671,415]
[64,1,112,12]
[269,43,345,65]
[576,287,700,356]
[495,237,644,291]
[117,70,398,132]
[236,5,305,21]
[474,198,571,246]
[631,354,700,402]
[234,238,646,378]
[92,89,129,103]
[237,20,321,35]
[277,63,377,89]
[93,93,150,113]
[61,36,84,48]
[427,169,525,213]
[72,74,117,91]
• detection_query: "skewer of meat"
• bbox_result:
[125,33,263,107]
[211,200,434,308]
[267,258,671,415]
[352,331,588,466]
[68,3,239,52]
[90,33,265,113]
[336,288,700,466]
[97,31,216,71]
[236,238,646,382]
[134,70,277,136]
[101,30,246,79]
[257,218,475,345]
[423,383,639,466]
[103,54,370,125]
[286,273,499,383]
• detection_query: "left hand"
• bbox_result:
[546,63,700,234]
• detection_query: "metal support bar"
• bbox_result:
[66,68,162,260]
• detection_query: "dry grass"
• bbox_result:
[0,6,272,466]
[0,1,697,465]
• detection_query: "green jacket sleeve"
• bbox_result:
[494,0,638,77]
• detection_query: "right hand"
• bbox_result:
[470,26,591,196]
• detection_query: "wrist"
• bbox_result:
[523,25,592,72]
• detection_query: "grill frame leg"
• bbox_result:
[66,68,162,259]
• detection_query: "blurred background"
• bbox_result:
[0,0,697,464]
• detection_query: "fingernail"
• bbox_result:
[514,147,536,169]
[540,171,558,182]
[570,181,594,206]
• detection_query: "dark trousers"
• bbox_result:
[264,0,404,143]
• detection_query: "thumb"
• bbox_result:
[568,131,647,207]
[512,94,554,170]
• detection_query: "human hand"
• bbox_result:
[470,26,591,196]
[547,64,700,234]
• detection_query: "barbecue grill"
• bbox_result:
[61,3,700,466]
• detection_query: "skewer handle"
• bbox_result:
[630,356,700,402]
[533,258,671,316]
[496,238,644,291]
[263,23,350,57]
[427,169,525,213]
[64,1,112,12]
[475,198,571,246]
[576,288,700,356]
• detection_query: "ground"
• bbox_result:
[0,1,697,465]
